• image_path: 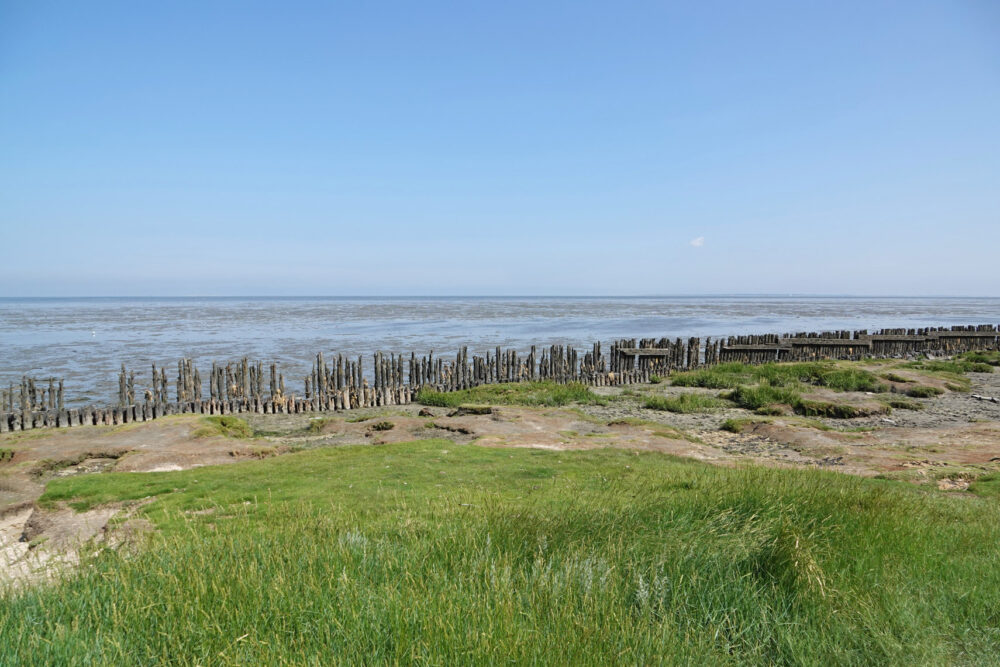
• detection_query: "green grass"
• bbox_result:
[720,417,767,433]
[671,361,887,393]
[345,415,372,423]
[814,368,889,393]
[7,440,1000,663]
[307,417,338,433]
[642,393,728,413]
[726,384,801,411]
[0,448,13,463]
[672,362,892,417]
[648,374,664,384]
[883,398,925,411]
[723,384,888,419]
[668,362,933,418]
[192,416,255,439]
[904,359,994,375]
[795,399,880,419]
[904,385,944,398]
[417,381,606,408]
[897,361,974,392]
[970,472,1000,499]
[961,351,1000,366]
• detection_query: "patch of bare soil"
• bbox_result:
[249,406,724,462]
[20,504,119,552]
[1,499,156,589]
[797,387,890,416]
[1,503,111,588]
[0,415,283,513]
[713,419,1000,477]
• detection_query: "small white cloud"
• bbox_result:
[690,236,705,247]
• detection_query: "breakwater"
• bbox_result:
[2,324,997,433]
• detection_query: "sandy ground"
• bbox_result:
[3,369,1000,586]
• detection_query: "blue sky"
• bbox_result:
[1,1,998,296]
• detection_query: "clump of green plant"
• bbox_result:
[370,421,394,432]
[307,418,338,433]
[724,382,886,419]
[726,385,801,411]
[794,419,831,431]
[671,362,789,389]
[241,445,279,459]
[882,372,913,383]
[796,400,880,419]
[970,472,1000,499]
[816,369,888,393]
[643,393,727,413]
[720,417,766,433]
[672,361,886,393]
[448,405,493,416]
[0,448,13,463]
[193,416,254,439]
[905,359,993,375]
[883,398,924,411]
[417,382,605,408]
[905,385,943,398]
[417,390,460,407]
[961,351,1000,366]
[345,415,372,423]
[648,374,664,385]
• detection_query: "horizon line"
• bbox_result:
[2,294,999,300]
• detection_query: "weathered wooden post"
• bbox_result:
[118,365,128,407]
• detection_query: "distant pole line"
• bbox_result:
[1,323,997,432]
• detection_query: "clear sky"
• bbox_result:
[1,1,998,296]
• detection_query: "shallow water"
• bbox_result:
[2,296,999,405]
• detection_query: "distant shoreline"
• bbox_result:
[3,294,1000,300]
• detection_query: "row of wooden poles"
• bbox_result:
[0,377,65,414]
[3,324,998,433]
[718,325,1000,364]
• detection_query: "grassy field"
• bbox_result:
[3,440,1000,664]
[417,381,606,408]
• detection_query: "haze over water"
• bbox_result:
[3,296,999,406]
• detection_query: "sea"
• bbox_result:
[2,296,999,406]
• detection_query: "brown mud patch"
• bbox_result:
[710,417,1000,479]
[267,407,723,462]
[0,416,283,511]
[1,499,153,589]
